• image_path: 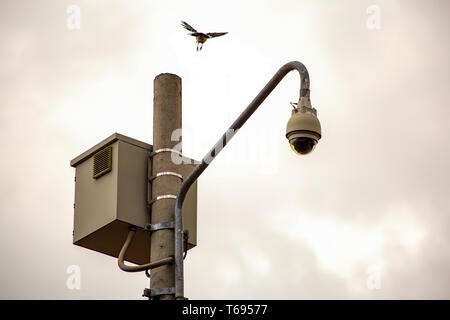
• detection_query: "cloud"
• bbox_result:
[1,0,449,299]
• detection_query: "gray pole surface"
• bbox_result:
[151,73,182,300]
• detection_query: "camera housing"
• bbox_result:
[286,104,321,155]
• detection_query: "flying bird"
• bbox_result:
[181,21,228,51]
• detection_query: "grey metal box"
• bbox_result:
[70,133,197,265]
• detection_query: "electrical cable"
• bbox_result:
[118,227,173,272]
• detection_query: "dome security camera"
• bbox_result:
[286,101,321,155]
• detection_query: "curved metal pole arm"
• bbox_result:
[174,61,311,299]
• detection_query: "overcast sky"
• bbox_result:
[1,0,449,299]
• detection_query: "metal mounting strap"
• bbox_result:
[149,148,183,158]
[145,221,174,232]
[143,287,175,298]
[149,171,183,182]
[147,194,177,206]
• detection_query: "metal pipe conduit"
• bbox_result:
[174,61,311,299]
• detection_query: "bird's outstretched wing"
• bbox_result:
[181,21,197,33]
[207,32,228,38]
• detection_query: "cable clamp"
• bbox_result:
[149,148,183,158]
[143,287,175,299]
[145,221,175,232]
[148,171,183,182]
[147,194,177,207]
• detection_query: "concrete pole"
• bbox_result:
[150,73,182,300]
